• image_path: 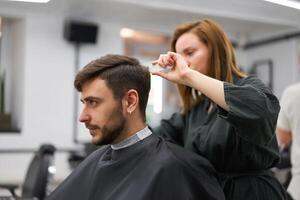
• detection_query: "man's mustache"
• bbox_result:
[85,124,100,130]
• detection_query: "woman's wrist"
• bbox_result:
[180,67,199,87]
[181,68,204,88]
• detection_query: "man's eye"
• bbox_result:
[89,101,97,107]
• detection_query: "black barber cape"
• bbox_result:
[46,134,225,200]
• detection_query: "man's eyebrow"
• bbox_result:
[80,96,102,103]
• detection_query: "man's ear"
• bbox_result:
[124,89,139,114]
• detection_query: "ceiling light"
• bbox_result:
[7,0,50,3]
[120,28,135,38]
[263,0,300,10]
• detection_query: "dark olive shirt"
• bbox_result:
[154,75,287,200]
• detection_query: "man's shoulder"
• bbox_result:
[281,83,300,104]
[285,83,300,94]
[75,145,110,167]
[87,145,110,158]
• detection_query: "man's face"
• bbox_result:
[79,78,126,145]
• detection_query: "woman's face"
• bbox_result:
[175,32,209,75]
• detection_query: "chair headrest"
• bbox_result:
[38,144,56,155]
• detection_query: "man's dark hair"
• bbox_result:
[74,54,151,121]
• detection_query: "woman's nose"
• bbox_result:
[182,55,191,67]
[186,61,191,67]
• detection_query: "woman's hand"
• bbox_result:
[152,52,229,111]
[152,51,193,86]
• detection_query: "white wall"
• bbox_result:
[245,39,299,98]
[0,12,124,184]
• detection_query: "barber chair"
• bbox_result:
[0,144,56,200]
[272,144,292,189]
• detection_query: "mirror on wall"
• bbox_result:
[121,28,180,126]
[0,16,12,131]
[0,16,23,133]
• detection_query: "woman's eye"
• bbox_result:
[186,51,194,56]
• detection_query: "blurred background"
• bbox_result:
[0,0,300,197]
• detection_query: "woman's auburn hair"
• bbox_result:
[170,19,246,113]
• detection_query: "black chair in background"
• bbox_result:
[272,143,292,190]
[68,142,98,170]
[277,144,292,189]
[0,144,56,200]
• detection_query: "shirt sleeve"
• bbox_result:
[217,75,280,145]
[153,112,185,145]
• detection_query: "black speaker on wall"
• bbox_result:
[64,21,99,44]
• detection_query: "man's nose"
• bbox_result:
[79,110,90,123]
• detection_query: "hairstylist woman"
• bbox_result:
[152,19,287,200]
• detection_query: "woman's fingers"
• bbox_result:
[152,54,175,67]
[167,52,179,62]
[152,60,158,65]
[151,70,170,81]
[161,55,171,67]
[167,57,175,66]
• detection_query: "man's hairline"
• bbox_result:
[80,76,140,104]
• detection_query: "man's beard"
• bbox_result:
[97,109,126,146]
[88,103,127,146]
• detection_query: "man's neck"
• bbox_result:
[112,119,146,144]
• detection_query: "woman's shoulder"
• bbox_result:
[233,74,269,90]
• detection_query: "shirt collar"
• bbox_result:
[111,126,152,150]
